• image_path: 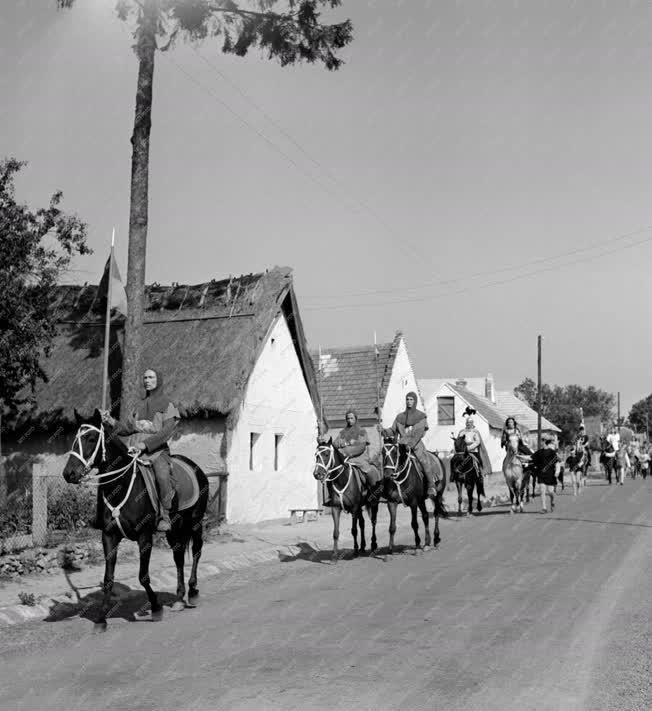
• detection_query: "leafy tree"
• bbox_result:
[0,158,89,504]
[57,0,353,417]
[514,378,615,445]
[628,395,652,436]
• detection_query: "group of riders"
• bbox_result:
[91,369,649,531]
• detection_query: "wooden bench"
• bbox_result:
[289,508,323,525]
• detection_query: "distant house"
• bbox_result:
[419,373,562,472]
[419,378,506,473]
[310,332,423,458]
[2,266,322,524]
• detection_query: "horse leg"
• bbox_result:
[419,500,431,550]
[476,479,483,513]
[351,509,360,557]
[387,502,398,555]
[433,493,441,547]
[169,530,187,611]
[136,533,163,621]
[358,508,367,555]
[331,506,341,562]
[466,482,474,516]
[410,506,421,550]
[95,531,120,630]
[368,503,378,554]
[188,521,203,602]
[456,481,463,516]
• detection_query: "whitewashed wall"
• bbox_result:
[422,383,504,473]
[227,314,318,523]
[381,338,425,428]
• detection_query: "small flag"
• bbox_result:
[98,237,127,318]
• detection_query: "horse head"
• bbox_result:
[62,408,105,484]
[505,433,521,454]
[313,437,339,481]
[452,433,467,454]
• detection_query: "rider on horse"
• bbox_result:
[322,408,383,505]
[574,424,591,473]
[101,368,179,532]
[500,417,533,456]
[382,392,441,510]
[454,416,492,498]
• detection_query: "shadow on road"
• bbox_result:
[278,541,427,564]
[43,580,178,624]
[537,516,652,529]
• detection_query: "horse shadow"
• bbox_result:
[278,541,413,564]
[43,580,178,624]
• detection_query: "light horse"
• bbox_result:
[566,445,587,495]
[381,435,447,554]
[614,447,629,485]
[62,409,209,630]
[313,439,379,561]
[449,434,483,516]
[502,433,531,513]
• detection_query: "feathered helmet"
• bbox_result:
[463,406,477,418]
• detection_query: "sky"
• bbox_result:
[2,0,651,417]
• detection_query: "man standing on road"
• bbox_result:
[606,425,620,453]
[532,436,560,514]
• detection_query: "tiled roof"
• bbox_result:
[448,384,506,429]
[310,335,400,423]
[494,391,561,433]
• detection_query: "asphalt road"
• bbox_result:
[1,476,652,711]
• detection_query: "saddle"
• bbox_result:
[138,455,200,515]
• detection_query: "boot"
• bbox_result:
[157,506,172,532]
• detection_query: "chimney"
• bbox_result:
[485,373,495,403]
[455,378,468,389]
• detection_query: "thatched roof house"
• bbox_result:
[5,266,323,524]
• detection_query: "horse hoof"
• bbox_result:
[93,621,107,633]
[423,545,431,552]
[134,609,152,621]
[150,608,164,622]
[170,601,186,612]
[188,588,199,599]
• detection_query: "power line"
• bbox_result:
[303,230,652,312]
[303,226,652,301]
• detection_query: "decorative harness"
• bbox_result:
[314,445,355,512]
[68,423,150,537]
[382,442,418,505]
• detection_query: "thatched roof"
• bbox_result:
[309,333,402,423]
[11,266,321,430]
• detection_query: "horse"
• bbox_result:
[449,434,483,516]
[614,447,628,485]
[566,445,587,495]
[502,433,531,513]
[381,436,446,554]
[313,439,379,561]
[62,409,209,630]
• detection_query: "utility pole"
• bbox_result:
[537,335,542,450]
[617,391,621,432]
[646,411,649,441]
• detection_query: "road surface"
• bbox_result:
[1,476,652,711]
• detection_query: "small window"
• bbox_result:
[249,432,261,471]
[274,434,284,471]
[437,396,455,426]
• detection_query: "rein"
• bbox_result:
[383,442,416,505]
[315,445,354,511]
[68,423,151,537]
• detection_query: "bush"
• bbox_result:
[0,489,32,537]
[47,483,96,532]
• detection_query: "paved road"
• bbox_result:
[1,477,652,711]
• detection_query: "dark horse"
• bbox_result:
[313,439,379,561]
[62,409,209,630]
[600,442,617,485]
[449,434,483,516]
[381,436,446,554]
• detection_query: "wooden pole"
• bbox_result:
[101,228,115,412]
[374,332,383,476]
[537,335,542,450]
[617,391,621,431]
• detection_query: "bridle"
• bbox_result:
[67,422,150,536]
[314,444,354,511]
[382,440,416,505]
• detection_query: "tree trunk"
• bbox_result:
[119,0,158,419]
[0,407,6,510]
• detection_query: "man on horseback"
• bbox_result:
[382,392,441,512]
[326,409,383,505]
[574,424,591,475]
[101,368,179,532]
[501,417,533,456]
[453,416,492,499]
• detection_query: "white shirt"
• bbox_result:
[606,432,620,452]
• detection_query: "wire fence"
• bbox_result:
[0,464,228,555]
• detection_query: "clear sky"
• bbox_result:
[2,0,651,417]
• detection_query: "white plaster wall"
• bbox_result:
[422,383,504,473]
[227,315,318,523]
[381,338,424,428]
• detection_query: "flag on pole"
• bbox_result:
[98,250,127,317]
